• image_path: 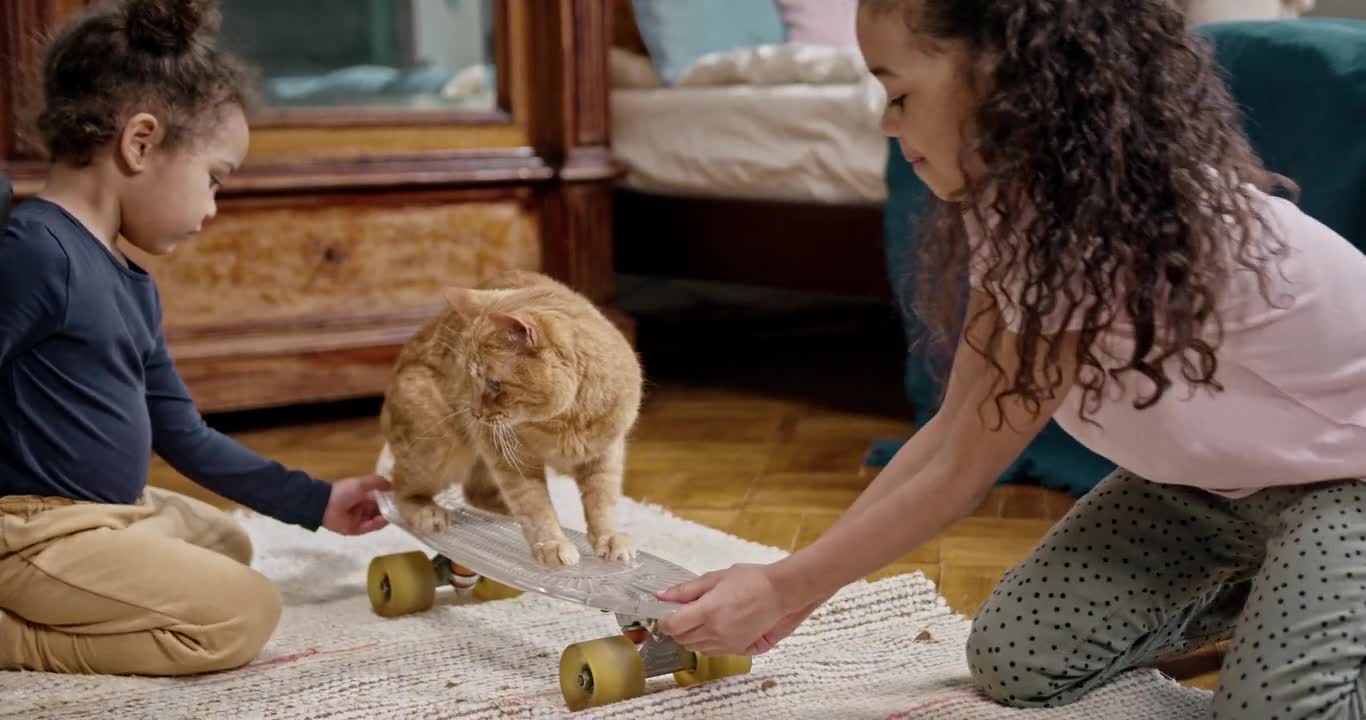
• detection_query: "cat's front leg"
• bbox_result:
[381,366,476,534]
[396,493,450,533]
[389,443,475,534]
[574,442,634,563]
[491,462,580,567]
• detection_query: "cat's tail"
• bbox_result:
[374,442,395,479]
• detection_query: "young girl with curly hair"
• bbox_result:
[658,1,1366,717]
[0,0,391,676]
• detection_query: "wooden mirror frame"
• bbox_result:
[2,0,615,196]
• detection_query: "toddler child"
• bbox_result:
[0,0,390,676]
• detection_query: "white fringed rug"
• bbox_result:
[0,477,1211,719]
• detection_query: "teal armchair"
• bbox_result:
[875,18,1366,496]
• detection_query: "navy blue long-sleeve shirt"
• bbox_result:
[1,198,332,529]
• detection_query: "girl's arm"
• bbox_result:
[770,289,1079,605]
[0,219,69,367]
[143,313,334,530]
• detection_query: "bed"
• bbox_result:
[607,1,895,301]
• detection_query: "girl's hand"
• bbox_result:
[322,474,392,535]
[655,563,797,656]
[747,596,828,654]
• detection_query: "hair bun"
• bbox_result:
[123,0,221,56]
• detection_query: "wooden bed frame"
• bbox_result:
[613,188,890,302]
[607,1,891,303]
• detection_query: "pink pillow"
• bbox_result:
[775,0,859,47]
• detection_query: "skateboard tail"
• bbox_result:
[375,442,395,478]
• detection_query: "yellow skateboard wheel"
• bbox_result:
[559,635,646,711]
[673,652,753,687]
[367,551,437,617]
[472,577,524,601]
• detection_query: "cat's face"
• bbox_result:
[445,288,578,427]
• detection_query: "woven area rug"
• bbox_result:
[0,476,1212,719]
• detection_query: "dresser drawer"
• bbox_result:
[128,190,541,337]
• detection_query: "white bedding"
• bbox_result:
[609,45,889,204]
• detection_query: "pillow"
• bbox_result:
[609,48,662,89]
[774,0,859,47]
[630,0,787,84]
[1197,18,1366,250]
[1184,0,1315,25]
[674,44,868,87]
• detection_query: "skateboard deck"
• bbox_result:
[374,491,695,620]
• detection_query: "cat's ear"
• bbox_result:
[490,313,537,352]
[442,287,482,320]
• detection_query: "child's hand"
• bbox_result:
[746,597,827,654]
[655,563,792,657]
[321,474,392,535]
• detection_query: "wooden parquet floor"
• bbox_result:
[149,291,1220,691]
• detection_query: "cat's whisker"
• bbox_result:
[492,420,531,475]
[493,422,515,462]
[497,420,521,451]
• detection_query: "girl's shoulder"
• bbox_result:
[3,199,71,267]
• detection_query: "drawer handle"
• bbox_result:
[323,246,348,264]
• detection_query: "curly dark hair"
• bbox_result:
[35,0,252,166]
[868,0,1294,424]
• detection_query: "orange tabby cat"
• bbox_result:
[376,270,642,566]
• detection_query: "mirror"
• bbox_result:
[219,0,497,114]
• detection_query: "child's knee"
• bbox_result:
[219,567,281,668]
[965,616,1059,708]
[181,567,281,674]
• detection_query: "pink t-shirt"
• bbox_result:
[968,189,1366,496]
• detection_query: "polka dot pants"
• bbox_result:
[965,469,1366,719]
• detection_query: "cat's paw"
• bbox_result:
[405,502,451,533]
[591,531,634,563]
[532,537,581,567]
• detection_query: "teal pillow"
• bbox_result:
[631,0,787,84]
[1198,18,1366,249]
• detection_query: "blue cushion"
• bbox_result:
[631,0,787,84]
[1197,18,1366,250]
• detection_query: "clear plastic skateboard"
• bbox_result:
[366,491,752,711]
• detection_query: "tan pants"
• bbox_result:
[0,487,281,676]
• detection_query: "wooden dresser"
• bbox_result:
[1,0,623,413]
